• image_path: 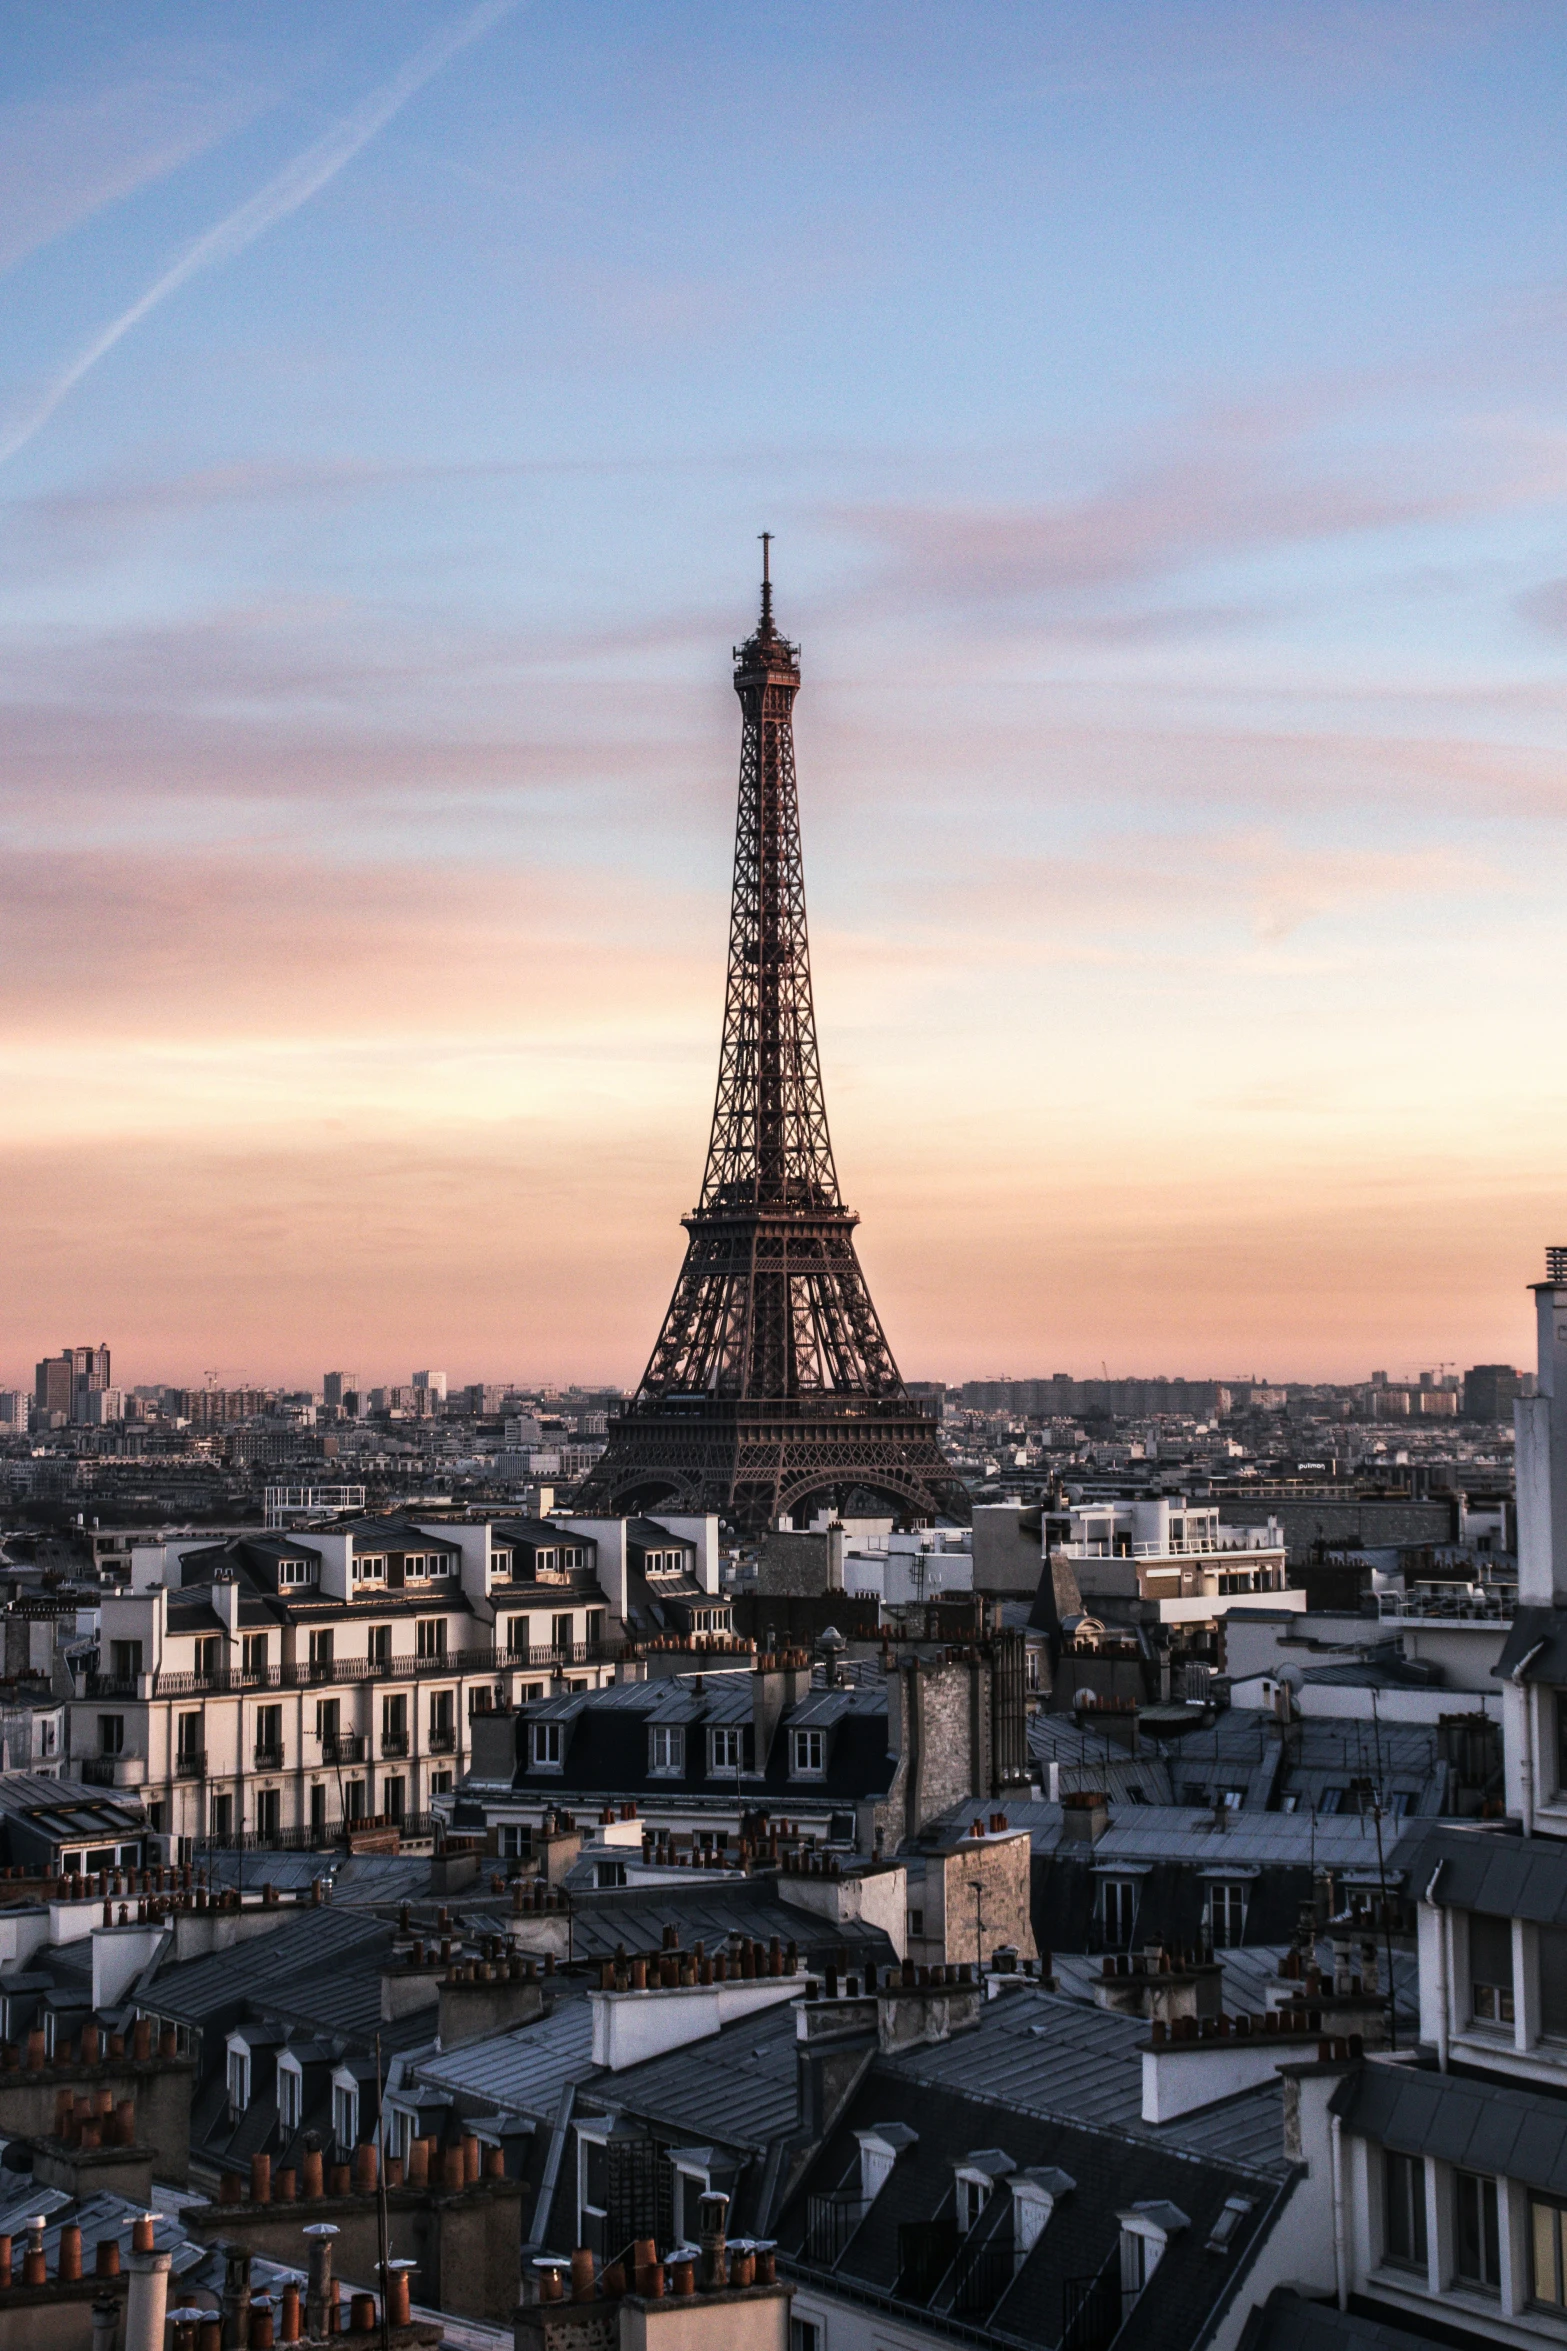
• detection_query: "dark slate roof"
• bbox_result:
[144,1908,390,2028]
[882,1985,1290,2176]
[342,1517,462,1551]
[1050,1943,1420,2028]
[627,1519,697,1553]
[1238,2287,1462,2351]
[778,2065,1293,2351]
[1495,1605,1567,1682]
[469,1874,895,1967]
[1334,2058,1567,2197]
[0,1775,146,1832]
[581,1995,801,2152]
[202,1849,444,1905]
[495,1673,895,1803]
[414,1997,594,2120]
[1397,1821,1567,1927]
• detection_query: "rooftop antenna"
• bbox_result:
[758,531,773,630]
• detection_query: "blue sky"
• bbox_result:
[4,1,1567,1387]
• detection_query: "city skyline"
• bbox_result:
[6,5,1567,1385]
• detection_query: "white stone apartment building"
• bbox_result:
[68,1511,719,1856]
[1055,1495,1297,1629]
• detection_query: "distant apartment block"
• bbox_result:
[1463,1361,1523,1421]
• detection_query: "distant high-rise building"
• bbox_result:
[36,1344,112,1425]
[1463,1363,1522,1423]
[323,1371,359,1411]
[412,1369,447,1401]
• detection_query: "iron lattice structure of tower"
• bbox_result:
[575,551,968,1536]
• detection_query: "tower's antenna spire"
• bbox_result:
[759,530,773,630]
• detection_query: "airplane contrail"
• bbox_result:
[0,0,516,470]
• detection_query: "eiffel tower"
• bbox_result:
[574,544,968,1537]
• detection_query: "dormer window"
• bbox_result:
[226,2042,250,2113]
[532,1722,562,1769]
[278,2059,302,2133]
[277,1557,316,1589]
[649,1725,685,1777]
[792,1729,826,1779]
[491,1549,512,1575]
[1207,1881,1247,1949]
[1011,2168,1074,2264]
[354,1554,386,1582]
[332,2078,360,2155]
[856,2124,917,2205]
[1118,2201,1188,2315]
[955,2151,1014,2234]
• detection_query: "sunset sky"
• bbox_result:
[5,1,1567,1391]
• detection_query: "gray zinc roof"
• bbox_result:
[1048,1943,1419,2025]
[145,1908,390,2022]
[415,1996,593,2120]
[881,1983,1290,2177]
[1092,1806,1408,1871]
[583,1996,801,2151]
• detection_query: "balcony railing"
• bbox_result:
[427,1727,456,1753]
[1060,2257,1121,2351]
[1375,1587,1514,1623]
[320,1733,365,1765]
[381,1732,409,1757]
[807,2192,869,2266]
[1059,1533,1282,1561]
[82,1639,623,1703]
[894,2219,958,2302]
[201,1812,443,1854]
[80,1755,139,1786]
[253,1745,285,1771]
[175,1749,206,1778]
[952,2241,1014,2318]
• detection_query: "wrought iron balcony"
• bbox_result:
[253,1745,285,1771]
[174,1749,206,1778]
[952,2240,1014,2317]
[86,1637,624,1702]
[380,1732,409,1757]
[320,1732,365,1764]
[807,2190,869,2265]
[427,1727,456,1753]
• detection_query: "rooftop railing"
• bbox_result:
[1059,1532,1283,1560]
[1375,1587,1514,1623]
